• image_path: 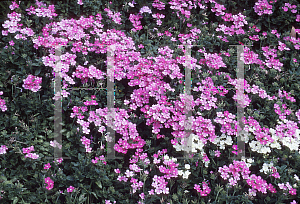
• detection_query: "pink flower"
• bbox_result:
[0,145,8,154]
[9,40,15,46]
[214,150,221,157]
[44,163,51,170]
[290,188,297,195]
[254,0,273,16]
[22,75,42,92]
[44,177,54,190]
[152,0,165,10]
[67,186,75,193]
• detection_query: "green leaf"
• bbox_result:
[91,192,98,199]
[13,197,19,204]
[66,175,74,181]
[34,67,41,75]
[96,181,102,189]
[78,193,87,203]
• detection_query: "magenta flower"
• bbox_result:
[44,163,51,170]
[9,40,15,46]
[67,186,75,193]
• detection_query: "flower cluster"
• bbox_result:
[211,2,226,16]
[274,103,292,120]
[44,177,54,190]
[219,160,250,186]
[129,14,143,32]
[281,3,297,13]
[278,89,296,103]
[178,164,191,179]
[192,80,219,111]
[72,65,105,84]
[247,174,277,195]
[242,47,263,66]
[259,161,280,178]
[104,8,122,24]
[194,181,211,196]
[54,157,63,164]
[149,175,169,194]
[3,0,300,201]
[254,0,273,16]
[0,145,8,154]
[50,140,62,149]
[91,155,107,165]
[0,91,7,112]
[214,111,237,136]
[25,0,57,19]
[231,145,243,155]
[217,13,248,36]
[278,182,297,195]
[261,46,283,71]
[152,0,165,10]
[173,133,205,153]
[152,13,165,26]
[219,160,277,195]
[22,75,42,92]
[278,41,290,51]
[23,145,39,159]
[2,11,29,38]
[273,119,300,152]
[211,133,234,149]
[296,109,300,122]
[203,53,226,70]
[80,136,92,153]
[168,0,195,19]
[139,6,152,14]
[9,1,20,10]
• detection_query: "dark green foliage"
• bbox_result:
[0,0,300,203]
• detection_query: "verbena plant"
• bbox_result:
[0,0,300,203]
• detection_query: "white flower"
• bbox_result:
[225,136,233,145]
[185,164,190,170]
[164,155,169,161]
[294,174,299,181]
[178,170,183,176]
[125,170,134,178]
[269,128,276,135]
[182,171,191,179]
[140,6,152,14]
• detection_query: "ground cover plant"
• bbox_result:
[0,0,300,203]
